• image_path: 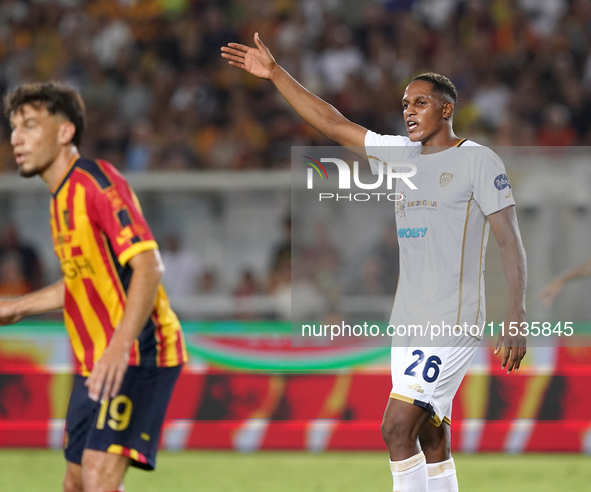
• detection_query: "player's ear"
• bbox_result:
[442,102,454,121]
[58,121,76,146]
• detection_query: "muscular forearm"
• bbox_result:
[499,238,527,317]
[489,207,527,318]
[13,280,64,316]
[269,65,364,146]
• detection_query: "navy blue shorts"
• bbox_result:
[64,365,182,470]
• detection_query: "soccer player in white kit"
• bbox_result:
[222,34,527,492]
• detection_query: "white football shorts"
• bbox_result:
[390,335,481,426]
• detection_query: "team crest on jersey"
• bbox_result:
[63,209,71,229]
[396,195,406,218]
[439,173,453,187]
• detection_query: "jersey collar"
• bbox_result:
[51,154,80,197]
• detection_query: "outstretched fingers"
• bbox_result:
[227,42,249,51]
[221,47,245,59]
[221,46,245,55]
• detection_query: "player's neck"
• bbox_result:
[420,126,461,154]
[41,146,80,191]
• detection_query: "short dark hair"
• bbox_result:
[4,81,86,147]
[411,73,458,105]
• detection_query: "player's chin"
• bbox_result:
[406,131,422,143]
[18,164,39,178]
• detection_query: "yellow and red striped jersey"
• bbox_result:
[50,156,187,376]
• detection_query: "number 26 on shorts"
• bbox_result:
[404,350,442,383]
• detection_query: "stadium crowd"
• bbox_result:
[0,0,590,175]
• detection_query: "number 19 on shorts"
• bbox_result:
[96,395,133,431]
[404,350,442,383]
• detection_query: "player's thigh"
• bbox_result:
[84,364,182,471]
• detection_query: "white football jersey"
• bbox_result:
[365,130,516,333]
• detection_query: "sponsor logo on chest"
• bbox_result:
[398,227,427,238]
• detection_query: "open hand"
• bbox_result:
[537,279,564,308]
[85,340,129,402]
[221,32,276,80]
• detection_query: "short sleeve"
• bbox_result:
[364,130,420,175]
[470,147,516,216]
[88,163,157,266]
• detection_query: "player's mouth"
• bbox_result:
[406,120,419,133]
[14,152,27,164]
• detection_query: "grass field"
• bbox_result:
[0,450,590,491]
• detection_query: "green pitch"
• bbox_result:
[0,450,589,491]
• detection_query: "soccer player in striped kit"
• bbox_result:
[0,82,186,492]
[223,34,527,492]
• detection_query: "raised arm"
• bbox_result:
[0,279,64,326]
[537,257,591,308]
[221,33,367,149]
[488,205,527,373]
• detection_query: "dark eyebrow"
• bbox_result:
[402,95,428,104]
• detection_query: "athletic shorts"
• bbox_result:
[64,364,182,470]
[390,336,480,426]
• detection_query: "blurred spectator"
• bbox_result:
[472,75,511,131]
[0,223,44,291]
[537,103,577,146]
[160,233,203,298]
[317,25,365,94]
[198,268,222,295]
[518,0,567,38]
[233,269,260,298]
[119,71,153,123]
[233,268,261,320]
[125,117,156,171]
